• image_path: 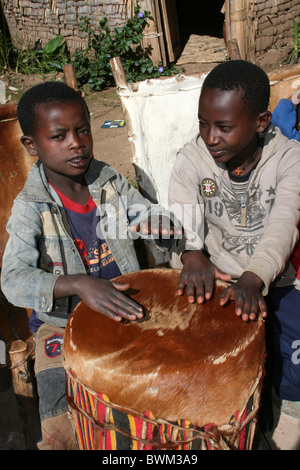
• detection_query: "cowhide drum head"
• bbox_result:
[64,268,265,430]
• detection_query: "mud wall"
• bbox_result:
[1,0,127,51]
[253,0,300,53]
[2,0,300,54]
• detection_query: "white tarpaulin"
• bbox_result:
[114,65,300,209]
[116,74,207,208]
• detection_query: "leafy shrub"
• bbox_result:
[71,3,180,90]
[14,35,69,74]
[0,3,180,90]
[283,20,300,64]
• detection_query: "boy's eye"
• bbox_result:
[199,120,233,132]
[79,127,90,135]
[51,134,64,140]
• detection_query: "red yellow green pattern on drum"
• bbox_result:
[67,370,193,450]
[65,364,264,450]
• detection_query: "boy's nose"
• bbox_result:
[68,132,83,149]
[206,126,220,146]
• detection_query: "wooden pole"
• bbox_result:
[268,64,300,82]
[225,0,231,46]
[229,0,248,60]
[141,0,163,66]
[110,56,129,89]
[227,39,241,60]
[63,64,79,91]
[153,0,167,66]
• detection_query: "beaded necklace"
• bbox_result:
[230,147,259,176]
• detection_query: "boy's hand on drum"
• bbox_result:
[80,277,144,322]
[54,275,143,322]
[219,271,268,321]
[130,215,181,239]
[177,250,231,304]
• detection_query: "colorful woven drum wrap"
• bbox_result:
[65,366,264,450]
[63,269,266,450]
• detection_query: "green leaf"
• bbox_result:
[43,35,63,55]
[114,27,123,36]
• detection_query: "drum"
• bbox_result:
[63,268,265,450]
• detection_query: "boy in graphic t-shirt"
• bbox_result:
[1,82,175,450]
[28,183,123,333]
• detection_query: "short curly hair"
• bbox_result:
[202,60,270,117]
[17,81,90,135]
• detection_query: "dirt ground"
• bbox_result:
[0,36,300,450]
[1,38,296,183]
[2,39,295,186]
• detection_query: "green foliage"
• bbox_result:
[71,4,180,91]
[0,33,69,75]
[14,34,69,74]
[0,28,9,69]
[0,3,180,90]
[283,20,300,65]
[0,17,18,71]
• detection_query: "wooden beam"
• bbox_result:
[110,57,129,89]
[63,64,79,91]
[227,39,241,60]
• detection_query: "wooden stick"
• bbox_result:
[227,38,241,60]
[110,57,129,89]
[63,64,79,91]
[153,0,167,67]
[268,64,300,82]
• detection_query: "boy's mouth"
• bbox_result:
[67,156,89,168]
[208,148,226,158]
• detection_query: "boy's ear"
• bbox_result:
[256,110,272,133]
[20,135,38,157]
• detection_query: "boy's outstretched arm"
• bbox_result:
[219,271,268,321]
[176,250,231,304]
[53,275,144,322]
[129,214,181,239]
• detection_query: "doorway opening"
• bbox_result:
[160,0,227,70]
[176,0,225,51]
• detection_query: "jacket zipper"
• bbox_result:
[221,175,253,228]
[240,197,247,227]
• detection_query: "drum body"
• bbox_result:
[63,269,265,450]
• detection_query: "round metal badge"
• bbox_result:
[202,178,217,197]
